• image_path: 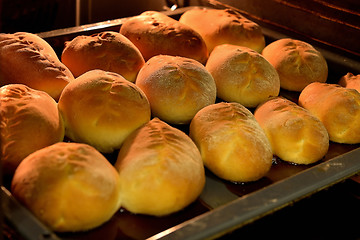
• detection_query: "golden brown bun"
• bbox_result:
[135,55,216,124]
[114,118,205,216]
[120,11,208,64]
[338,72,360,92]
[189,102,273,182]
[11,142,121,232]
[0,84,65,176]
[61,31,145,82]
[58,69,151,153]
[298,82,360,144]
[179,8,265,53]
[254,97,329,164]
[0,32,74,100]
[206,44,280,108]
[262,38,328,92]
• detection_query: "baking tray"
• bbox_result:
[2,5,360,240]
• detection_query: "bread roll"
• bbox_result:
[0,84,64,176]
[189,102,273,182]
[206,44,280,108]
[0,32,74,100]
[179,8,265,53]
[114,118,205,216]
[120,11,208,64]
[61,31,145,82]
[338,72,360,92]
[254,97,329,164]
[299,82,360,144]
[11,142,121,232]
[262,38,328,92]
[135,55,216,124]
[58,69,151,153]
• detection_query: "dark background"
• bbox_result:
[0,0,359,58]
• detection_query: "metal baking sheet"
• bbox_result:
[2,6,360,240]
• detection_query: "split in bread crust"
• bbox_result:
[262,38,328,92]
[61,31,145,82]
[299,82,360,144]
[206,44,280,108]
[254,96,329,164]
[58,69,151,153]
[0,84,64,176]
[120,11,208,64]
[0,32,74,100]
[136,55,216,124]
[189,102,273,182]
[115,118,205,216]
[179,8,265,53]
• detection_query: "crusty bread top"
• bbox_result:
[61,31,145,81]
[0,32,74,100]
[299,82,360,144]
[0,84,65,175]
[262,38,328,91]
[135,55,216,124]
[11,142,121,232]
[205,44,280,107]
[120,11,208,64]
[179,8,265,53]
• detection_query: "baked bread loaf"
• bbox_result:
[179,8,265,53]
[0,32,74,100]
[120,11,208,64]
[338,72,360,93]
[262,38,328,92]
[299,82,360,144]
[189,102,273,182]
[11,142,121,232]
[0,84,64,176]
[58,69,151,153]
[254,97,329,164]
[205,44,280,108]
[61,31,145,82]
[114,118,205,216]
[135,55,216,124]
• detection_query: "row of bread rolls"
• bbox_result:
[0,8,328,102]
[3,67,206,231]
[0,16,217,231]
[11,117,205,232]
[6,73,360,233]
[0,83,123,232]
[0,55,211,232]
[1,7,360,235]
